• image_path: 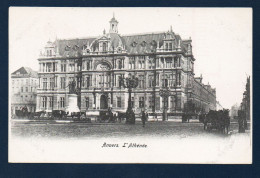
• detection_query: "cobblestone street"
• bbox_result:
[11,119,249,139]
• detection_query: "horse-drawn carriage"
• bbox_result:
[12,107,34,119]
[203,109,230,134]
[96,109,117,123]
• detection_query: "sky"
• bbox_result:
[9,7,252,109]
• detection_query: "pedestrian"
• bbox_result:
[141,111,146,127]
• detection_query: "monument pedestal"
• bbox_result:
[66,94,80,115]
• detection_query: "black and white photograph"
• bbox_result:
[9,7,252,163]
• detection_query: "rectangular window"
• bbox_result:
[43,78,47,90]
[148,75,153,88]
[42,97,47,108]
[139,75,144,88]
[117,97,121,108]
[118,75,124,88]
[47,63,52,72]
[149,96,153,109]
[60,97,65,108]
[49,97,53,108]
[53,62,56,72]
[166,58,172,68]
[50,78,54,90]
[114,75,117,86]
[169,43,172,50]
[85,97,89,109]
[21,87,23,92]
[139,97,144,108]
[156,74,159,86]
[55,76,58,87]
[60,77,66,89]
[86,61,90,70]
[171,96,176,110]
[174,58,177,68]
[61,62,66,72]
[86,76,90,88]
[26,87,28,92]
[155,97,160,110]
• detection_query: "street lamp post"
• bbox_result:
[120,75,139,124]
[159,86,170,121]
[92,88,96,109]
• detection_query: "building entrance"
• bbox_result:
[100,94,108,109]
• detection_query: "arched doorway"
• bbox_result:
[100,94,108,109]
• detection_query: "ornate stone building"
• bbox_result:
[36,15,216,116]
[11,67,38,114]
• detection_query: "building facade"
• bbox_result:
[36,15,216,116]
[11,67,38,114]
[240,76,250,120]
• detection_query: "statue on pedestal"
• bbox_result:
[68,79,77,94]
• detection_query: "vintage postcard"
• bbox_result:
[9,7,252,163]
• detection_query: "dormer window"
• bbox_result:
[169,43,172,50]
[141,41,146,47]
[46,49,53,57]
[102,42,107,52]
[151,40,157,46]
[132,41,137,47]
[65,45,71,51]
[73,45,79,51]
[118,59,122,69]
[117,47,122,53]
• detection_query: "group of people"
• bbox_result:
[102,107,148,126]
[202,109,230,134]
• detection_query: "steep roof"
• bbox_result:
[122,33,164,54]
[53,31,188,57]
[11,67,38,78]
[55,38,96,57]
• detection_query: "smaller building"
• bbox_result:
[11,67,38,115]
[191,75,216,113]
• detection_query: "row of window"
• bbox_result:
[12,79,37,86]
[39,56,184,73]
[39,73,182,90]
[20,95,35,101]
[40,96,180,110]
[20,86,37,93]
[41,96,65,108]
